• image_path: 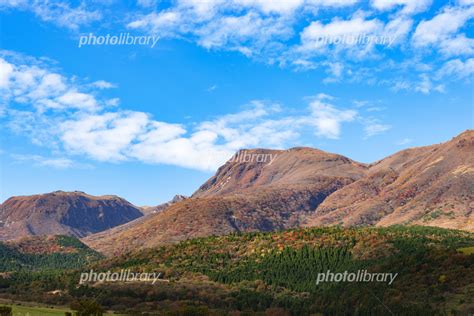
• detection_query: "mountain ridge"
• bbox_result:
[305,129,474,231]
[0,191,143,241]
[83,130,473,255]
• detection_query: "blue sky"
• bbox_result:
[0,0,473,206]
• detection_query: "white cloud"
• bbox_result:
[413,74,433,94]
[370,0,432,14]
[436,58,474,80]
[53,98,359,170]
[5,95,374,171]
[91,80,116,89]
[196,12,293,56]
[383,16,413,46]
[129,128,233,170]
[294,12,412,71]
[364,122,391,137]
[309,0,359,7]
[136,0,157,8]
[128,8,294,58]
[392,74,445,94]
[366,106,384,112]
[0,0,101,30]
[127,11,182,37]
[307,93,357,139]
[126,0,367,60]
[412,6,474,56]
[60,111,151,162]
[396,138,413,145]
[105,98,120,106]
[323,62,344,82]
[299,15,384,53]
[234,0,305,14]
[0,55,113,113]
[53,102,298,171]
[6,109,58,146]
[206,84,217,92]
[439,35,474,57]
[56,91,99,111]
[0,58,14,88]
[10,154,87,169]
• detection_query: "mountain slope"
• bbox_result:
[83,148,367,255]
[193,148,366,197]
[305,130,474,231]
[0,191,143,240]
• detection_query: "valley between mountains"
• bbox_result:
[1,130,473,256]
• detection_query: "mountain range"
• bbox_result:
[1,130,472,256]
[305,130,473,230]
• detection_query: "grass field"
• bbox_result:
[458,246,474,255]
[9,305,70,316]
[4,304,121,315]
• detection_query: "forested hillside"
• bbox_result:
[0,235,103,272]
[1,226,473,315]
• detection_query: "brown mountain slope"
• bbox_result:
[83,148,367,255]
[193,148,366,197]
[140,194,187,215]
[82,194,189,248]
[305,130,474,231]
[0,191,143,240]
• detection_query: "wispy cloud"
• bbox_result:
[1,0,473,92]
[412,6,474,57]
[307,94,357,139]
[396,138,413,145]
[371,0,432,14]
[364,122,391,138]
[10,154,91,169]
[122,0,473,91]
[0,0,102,30]
[91,80,116,89]
[206,84,217,92]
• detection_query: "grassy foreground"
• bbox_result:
[1,303,123,315]
[8,304,71,316]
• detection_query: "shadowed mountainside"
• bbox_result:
[0,191,143,240]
